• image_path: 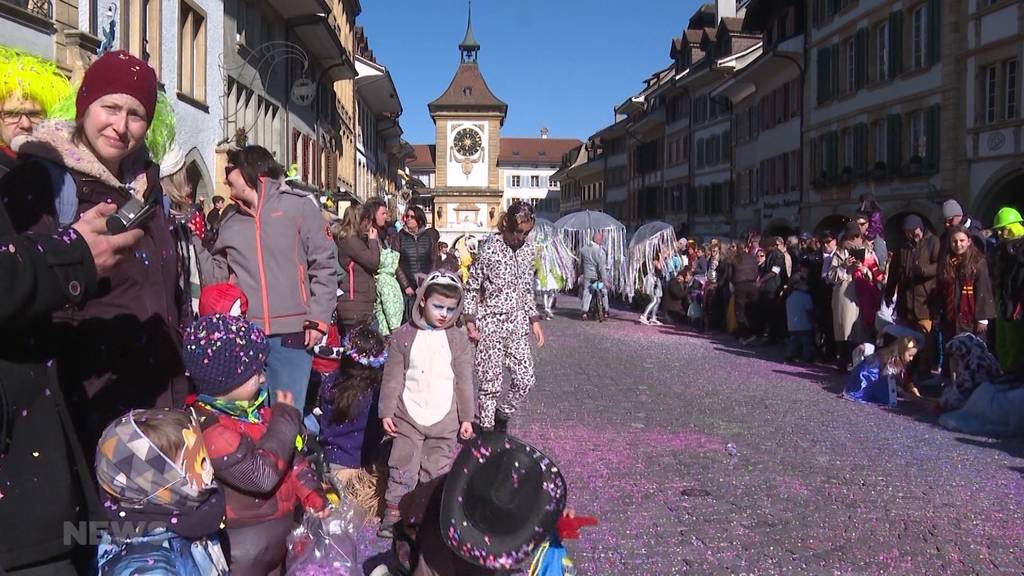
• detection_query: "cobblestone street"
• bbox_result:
[359,297,1024,575]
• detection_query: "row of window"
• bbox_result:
[507,175,549,189]
[692,94,731,126]
[666,135,690,166]
[982,59,1018,125]
[736,79,802,144]
[695,130,731,170]
[734,151,802,206]
[816,2,940,106]
[810,106,941,185]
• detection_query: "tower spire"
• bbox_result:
[459,0,480,63]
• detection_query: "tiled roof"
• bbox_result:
[498,137,582,165]
[428,62,507,115]
[684,29,704,43]
[720,17,745,33]
[407,144,436,170]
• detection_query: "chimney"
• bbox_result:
[717,0,735,19]
[540,127,549,139]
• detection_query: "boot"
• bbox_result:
[493,410,510,434]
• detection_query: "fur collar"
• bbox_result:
[12,120,151,198]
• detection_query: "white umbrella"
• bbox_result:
[625,221,677,302]
[554,210,627,295]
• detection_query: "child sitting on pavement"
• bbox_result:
[94,408,228,575]
[317,322,388,515]
[182,314,328,575]
[377,271,476,538]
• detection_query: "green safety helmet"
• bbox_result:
[993,207,1023,229]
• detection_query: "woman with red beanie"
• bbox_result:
[0,51,187,469]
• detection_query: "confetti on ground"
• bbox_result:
[349,297,1024,574]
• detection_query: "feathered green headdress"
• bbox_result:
[49,88,177,163]
[0,45,72,117]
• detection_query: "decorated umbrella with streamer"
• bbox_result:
[624,221,677,302]
[554,210,627,295]
[530,217,577,291]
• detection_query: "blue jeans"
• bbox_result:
[265,336,314,411]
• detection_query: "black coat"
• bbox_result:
[396,227,440,290]
[0,196,100,571]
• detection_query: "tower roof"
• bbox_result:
[459,0,480,62]
[428,61,508,118]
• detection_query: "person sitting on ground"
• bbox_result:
[94,409,228,575]
[664,268,689,326]
[844,335,920,407]
[784,268,816,363]
[378,271,475,538]
[182,315,328,575]
[317,322,387,516]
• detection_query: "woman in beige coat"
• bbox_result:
[828,221,884,371]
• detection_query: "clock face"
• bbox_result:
[453,127,482,157]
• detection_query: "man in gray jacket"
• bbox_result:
[196,146,336,410]
[579,230,610,319]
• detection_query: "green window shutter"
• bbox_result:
[926,104,940,172]
[889,11,903,78]
[817,49,827,104]
[810,137,818,180]
[855,28,868,89]
[828,131,838,178]
[927,0,941,66]
[830,44,840,99]
[886,113,902,173]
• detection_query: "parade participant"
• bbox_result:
[936,225,995,343]
[885,214,941,381]
[396,206,440,316]
[0,198,143,574]
[0,46,71,177]
[196,145,336,410]
[160,143,204,319]
[1,50,188,463]
[94,409,228,575]
[182,314,327,575]
[317,323,387,515]
[533,222,571,321]
[991,206,1024,370]
[337,199,386,331]
[843,336,920,406]
[456,235,478,283]
[378,271,475,538]
[639,253,664,325]
[578,230,609,320]
[829,221,884,372]
[464,201,545,431]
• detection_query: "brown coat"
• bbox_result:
[379,280,474,423]
[886,232,941,322]
[336,232,380,327]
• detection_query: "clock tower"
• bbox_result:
[426,2,507,242]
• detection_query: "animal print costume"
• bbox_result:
[464,234,540,428]
[939,333,1002,410]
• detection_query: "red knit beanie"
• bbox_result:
[76,50,158,121]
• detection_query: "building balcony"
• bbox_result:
[276,0,355,82]
[0,0,54,35]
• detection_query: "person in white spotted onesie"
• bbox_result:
[463,201,546,432]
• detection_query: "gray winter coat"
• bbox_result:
[195,178,336,335]
[579,241,608,284]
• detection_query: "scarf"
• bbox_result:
[195,389,269,424]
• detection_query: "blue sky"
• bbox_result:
[358,0,702,144]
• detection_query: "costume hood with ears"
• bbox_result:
[411,270,465,330]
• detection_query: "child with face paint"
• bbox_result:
[376,271,476,538]
[95,408,228,575]
[181,314,327,575]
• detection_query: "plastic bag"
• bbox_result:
[286,499,364,576]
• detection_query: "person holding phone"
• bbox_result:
[827,221,884,372]
[0,50,188,465]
